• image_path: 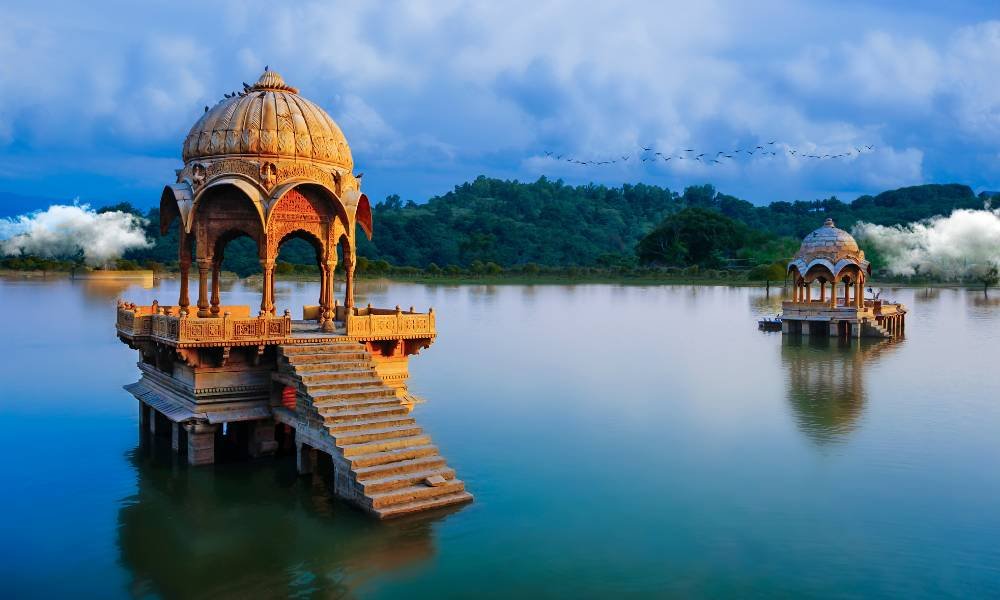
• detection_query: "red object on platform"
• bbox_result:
[282,385,296,409]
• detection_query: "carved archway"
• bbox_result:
[188,184,266,317]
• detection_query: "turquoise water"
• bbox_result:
[1,277,999,598]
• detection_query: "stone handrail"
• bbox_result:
[116,304,291,346]
[344,305,436,340]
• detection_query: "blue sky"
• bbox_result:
[2,0,1000,211]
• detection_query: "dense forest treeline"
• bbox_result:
[2,178,992,280]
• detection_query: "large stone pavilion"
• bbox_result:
[116,69,472,518]
[781,218,906,338]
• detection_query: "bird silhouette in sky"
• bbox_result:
[539,139,875,169]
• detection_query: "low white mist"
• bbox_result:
[0,204,152,267]
[853,207,1000,279]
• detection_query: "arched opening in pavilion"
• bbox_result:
[189,183,265,317]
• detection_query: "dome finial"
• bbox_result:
[250,68,298,94]
[824,218,835,228]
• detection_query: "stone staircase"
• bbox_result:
[862,320,893,339]
[277,339,472,519]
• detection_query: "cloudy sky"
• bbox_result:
[2,0,1000,209]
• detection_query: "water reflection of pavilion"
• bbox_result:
[781,336,896,444]
[118,441,442,598]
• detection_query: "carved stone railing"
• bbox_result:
[117,303,292,347]
[344,305,436,340]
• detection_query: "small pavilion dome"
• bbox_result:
[181,69,353,170]
[788,218,869,280]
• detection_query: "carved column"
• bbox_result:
[322,257,338,331]
[196,258,212,317]
[318,262,328,319]
[260,258,275,315]
[178,231,191,311]
[856,278,864,309]
[343,246,355,308]
[830,279,837,308]
[210,259,221,316]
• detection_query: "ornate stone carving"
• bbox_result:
[260,161,277,189]
[191,163,206,190]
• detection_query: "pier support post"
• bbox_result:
[248,419,278,458]
[171,422,183,452]
[296,441,316,475]
[139,401,150,438]
[185,421,219,466]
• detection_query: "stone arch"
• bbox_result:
[267,180,350,235]
[265,186,334,261]
[803,264,836,284]
[189,178,266,235]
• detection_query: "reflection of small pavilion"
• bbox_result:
[783,219,907,338]
[781,336,895,444]
[118,446,438,597]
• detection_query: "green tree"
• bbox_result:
[637,207,748,267]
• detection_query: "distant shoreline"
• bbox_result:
[1,268,988,290]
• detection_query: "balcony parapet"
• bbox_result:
[340,304,437,341]
[116,302,291,347]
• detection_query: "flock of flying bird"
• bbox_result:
[542,141,876,167]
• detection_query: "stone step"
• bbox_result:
[347,444,440,469]
[285,352,372,365]
[306,377,386,393]
[340,434,432,458]
[312,385,397,399]
[367,479,466,509]
[325,413,416,432]
[353,455,448,482]
[333,424,425,446]
[315,396,403,412]
[374,490,474,519]
[359,467,456,495]
[281,343,363,355]
[320,405,411,423]
[312,389,398,406]
[288,360,374,373]
[299,368,379,383]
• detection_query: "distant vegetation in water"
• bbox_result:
[1,178,991,285]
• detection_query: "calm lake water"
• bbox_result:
[1,276,999,598]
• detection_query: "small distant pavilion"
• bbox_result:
[782,219,906,338]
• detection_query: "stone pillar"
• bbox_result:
[343,246,355,309]
[831,280,838,308]
[844,281,850,306]
[248,419,278,458]
[318,263,328,320]
[322,259,338,331]
[185,421,218,466]
[178,261,191,312]
[820,282,826,302]
[196,258,212,317]
[260,259,275,315]
[210,260,221,316]
[296,441,316,475]
[856,279,864,309]
[171,422,181,452]
[139,401,149,436]
[148,406,158,436]
[805,282,811,302]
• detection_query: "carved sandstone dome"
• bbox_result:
[788,218,869,279]
[182,69,352,170]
